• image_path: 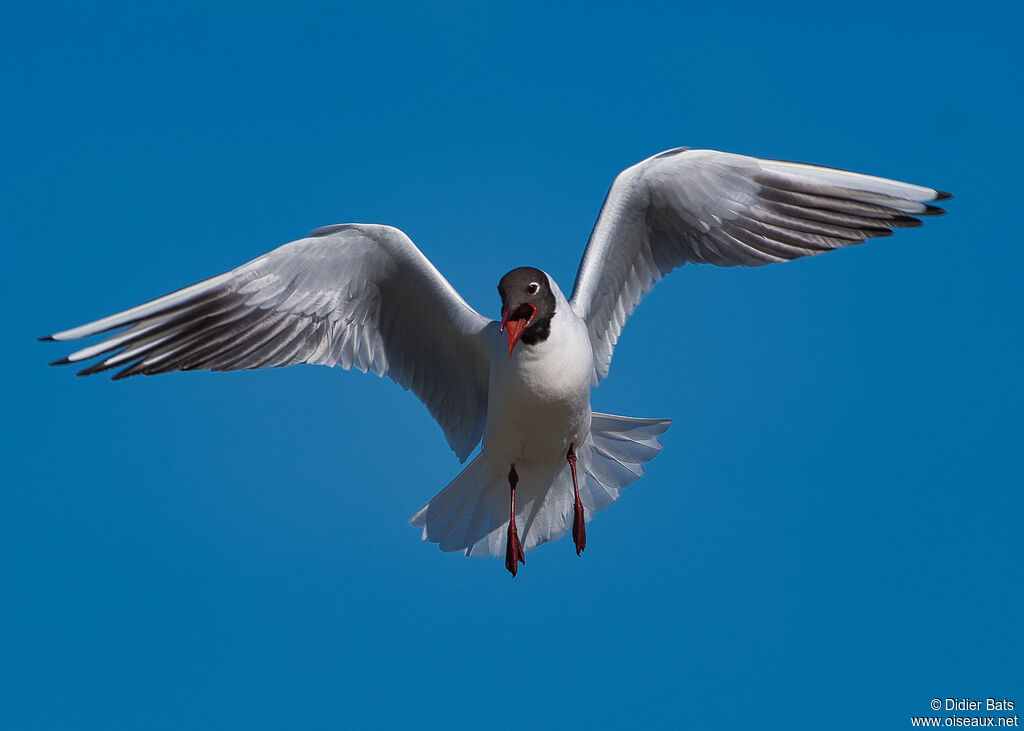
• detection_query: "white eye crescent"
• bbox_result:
[528,282,539,294]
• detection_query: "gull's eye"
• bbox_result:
[527,282,539,295]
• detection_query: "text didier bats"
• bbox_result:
[946,699,1014,711]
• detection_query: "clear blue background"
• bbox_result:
[3,2,1020,729]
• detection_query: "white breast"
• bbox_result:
[481,302,594,470]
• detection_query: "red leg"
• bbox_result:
[567,446,586,556]
[505,464,525,577]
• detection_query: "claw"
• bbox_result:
[572,496,586,556]
[505,523,525,576]
[505,464,525,577]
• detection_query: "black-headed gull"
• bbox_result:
[42,148,950,576]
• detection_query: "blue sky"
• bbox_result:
[3,2,1020,729]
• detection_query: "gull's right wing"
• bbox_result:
[43,223,493,462]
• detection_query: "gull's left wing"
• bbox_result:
[569,148,950,383]
[43,223,492,461]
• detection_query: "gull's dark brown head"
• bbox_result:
[497,267,556,357]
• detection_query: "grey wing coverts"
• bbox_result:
[43,224,492,462]
[569,148,951,383]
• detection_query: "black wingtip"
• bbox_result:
[75,361,111,377]
[893,215,924,228]
[38,334,56,342]
[922,204,947,216]
[49,357,72,367]
[935,190,953,201]
[110,367,142,381]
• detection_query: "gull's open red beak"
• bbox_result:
[499,303,537,357]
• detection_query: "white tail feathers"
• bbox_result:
[410,412,671,558]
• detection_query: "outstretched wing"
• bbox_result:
[569,148,951,382]
[43,223,492,461]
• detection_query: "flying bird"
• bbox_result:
[42,148,950,576]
